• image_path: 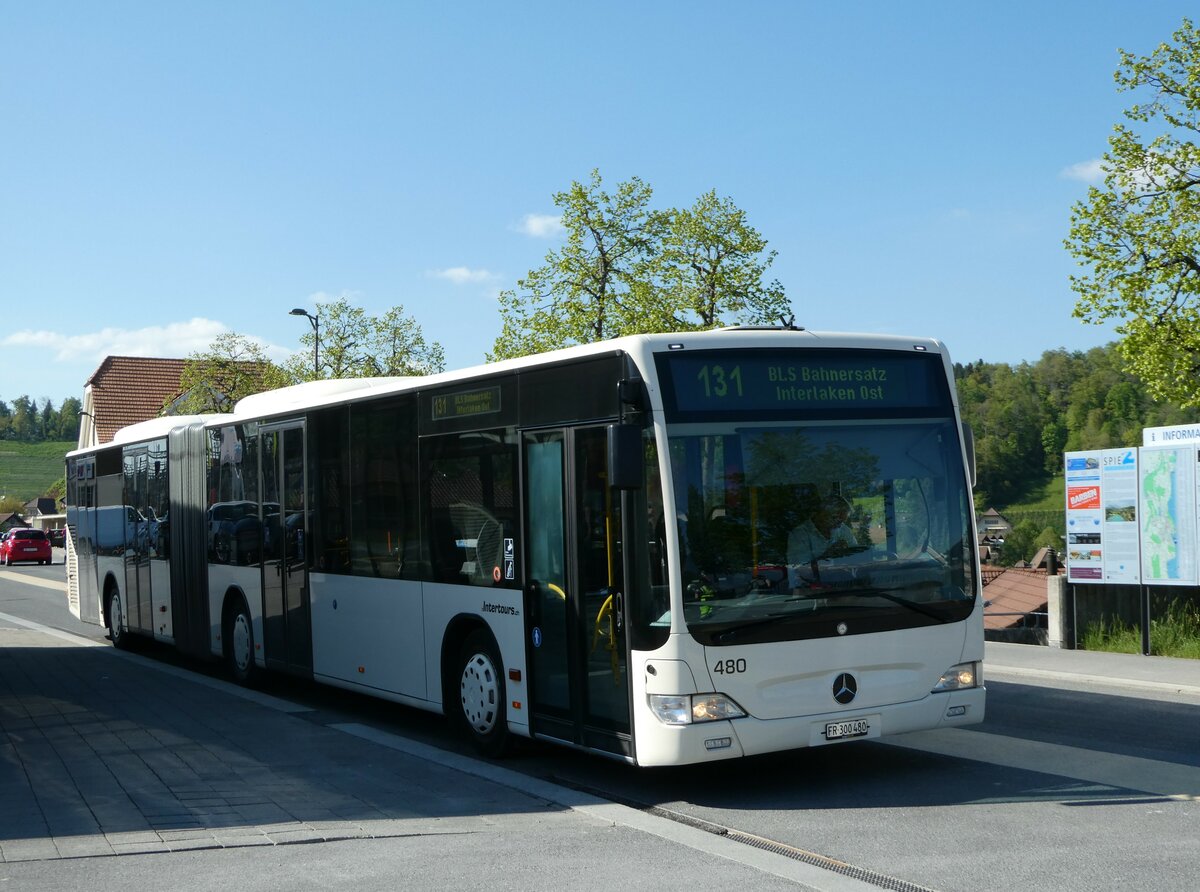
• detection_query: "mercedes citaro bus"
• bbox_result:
[66,326,984,766]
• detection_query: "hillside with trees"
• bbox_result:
[958,343,1200,508]
[955,342,1200,562]
[0,396,82,443]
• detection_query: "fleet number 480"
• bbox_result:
[712,658,747,675]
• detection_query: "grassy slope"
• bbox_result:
[988,473,1065,533]
[0,441,73,501]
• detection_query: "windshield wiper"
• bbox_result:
[707,588,956,643]
[711,612,807,643]
[812,586,953,623]
[702,593,828,641]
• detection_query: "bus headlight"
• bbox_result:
[649,693,747,725]
[931,662,981,692]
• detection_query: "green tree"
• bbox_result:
[46,477,66,503]
[997,519,1040,567]
[491,170,791,361]
[10,396,36,442]
[285,297,446,381]
[367,305,447,376]
[491,170,662,360]
[175,333,291,414]
[56,397,82,441]
[649,189,790,331]
[1067,18,1200,407]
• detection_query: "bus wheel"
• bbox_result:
[226,599,257,686]
[456,629,509,757]
[107,586,130,650]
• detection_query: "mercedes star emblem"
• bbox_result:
[833,672,858,705]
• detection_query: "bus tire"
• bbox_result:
[107,584,130,651]
[225,597,258,686]
[456,629,509,757]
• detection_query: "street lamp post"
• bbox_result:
[289,308,320,378]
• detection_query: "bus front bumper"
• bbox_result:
[632,686,985,767]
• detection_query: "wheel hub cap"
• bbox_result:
[460,653,499,733]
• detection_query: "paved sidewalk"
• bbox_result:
[0,621,862,891]
[986,640,1200,697]
[0,626,557,861]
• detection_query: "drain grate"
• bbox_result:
[643,805,941,892]
[551,776,940,892]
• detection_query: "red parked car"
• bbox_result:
[1,528,52,566]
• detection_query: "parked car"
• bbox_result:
[1,528,52,566]
[48,528,66,548]
[208,501,278,564]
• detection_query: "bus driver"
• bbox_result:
[788,488,857,590]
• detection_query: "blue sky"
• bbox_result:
[2,2,1194,407]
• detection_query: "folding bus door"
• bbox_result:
[123,448,153,635]
[260,422,313,675]
[523,426,631,756]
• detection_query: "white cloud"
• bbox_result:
[0,317,292,364]
[515,213,565,238]
[1060,158,1106,183]
[427,267,500,285]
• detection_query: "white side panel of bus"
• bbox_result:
[96,554,124,624]
[150,560,173,642]
[309,573,426,698]
[208,564,262,660]
[420,581,530,733]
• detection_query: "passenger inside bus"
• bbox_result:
[787,486,858,589]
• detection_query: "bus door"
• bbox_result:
[123,448,152,634]
[260,422,313,674]
[522,426,631,756]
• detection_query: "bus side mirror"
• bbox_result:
[962,422,977,489]
[607,423,643,490]
[618,378,647,411]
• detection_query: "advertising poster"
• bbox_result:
[1064,451,1103,582]
[1099,448,1139,584]
[1138,446,1198,586]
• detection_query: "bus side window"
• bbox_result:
[429,510,464,583]
[422,428,519,588]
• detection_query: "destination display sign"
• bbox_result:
[431,385,502,421]
[658,350,948,416]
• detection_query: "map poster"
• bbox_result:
[1138,446,1199,586]
[1065,451,1104,582]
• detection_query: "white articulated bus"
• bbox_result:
[66,327,984,766]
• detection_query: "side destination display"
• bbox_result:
[657,349,949,416]
[431,385,502,421]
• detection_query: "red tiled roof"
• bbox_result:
[87,356,186,444]
[983,567,1050,630]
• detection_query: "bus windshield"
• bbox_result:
[664,418,976,645]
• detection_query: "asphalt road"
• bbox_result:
[2,557,1197,891]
